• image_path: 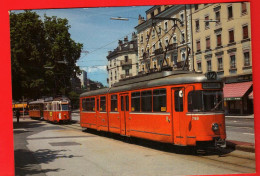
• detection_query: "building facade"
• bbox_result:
[192,2,253,114]
[107,33,138,87]
[135,5,193,73]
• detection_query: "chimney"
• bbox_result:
[124,36,128,43]
[138,14,145,25]
[118,40,123,46]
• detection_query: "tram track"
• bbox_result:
[58,121,255,173]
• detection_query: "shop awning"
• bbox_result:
[223,81,253,101]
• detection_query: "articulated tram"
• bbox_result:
[29,97,71,123]
[80,71,226,147]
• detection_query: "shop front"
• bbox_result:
[223,81,253,115]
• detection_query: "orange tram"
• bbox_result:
[29,97,71,123]
[80,71,226,148]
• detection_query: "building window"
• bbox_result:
[241,2,247,15]
[180,13,184,23]
[244,51,250,66]
[152,29,155,38]
[243,25,249,39]
[165,37,169,46]
[207,60,212,71]
[218,57,223,70]
[173,55,177,65]
[197,62,202,71]
[140,35,143,43]
[181,51,186,61]
[205,15,210,29]
[217,34,222,47]
[215,11,220,25]
[125,56,128,62]
[228,5,233,20]
[152,43,156,54]
[158,25,162,35]
[194,4,199,10]
[196,40,201,52]
[195,20,200,32]
[181,32,185,43]
[229,29,234,43]
[173,35,177,44]
[230,55,236,69]
[164,21,168,32]
[125,69,129,76]
[206,37,211,50]
[159,40,162,48]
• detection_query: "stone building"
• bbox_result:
[107,33,138,87]
[191,2,253,114]
[135,5,193,73]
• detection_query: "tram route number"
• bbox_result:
[192,117,199,121]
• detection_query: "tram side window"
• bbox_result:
[86,98,95,111]
[111,95,118,112]
[82,99,87,111]
[90,98,95,111]
[175,90,183,112]
[100,96,106,112]
[153,89,167,112]
[141,90,152,112]
[126,96,129,111]
[121,96,124,111]
[97,98,99,111]
[131,92,140,112]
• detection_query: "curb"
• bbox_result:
[226,140,255,153]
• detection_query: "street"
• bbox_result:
[225,116,255,143]
[13,115,256,176]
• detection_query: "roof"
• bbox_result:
[223,81,253,100]
[80,71,222,97]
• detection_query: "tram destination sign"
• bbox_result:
[203,83,222,89]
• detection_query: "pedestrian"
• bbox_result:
[16,109,20,123]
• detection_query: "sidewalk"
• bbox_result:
[226,140,255,153]
[225,114,254,119]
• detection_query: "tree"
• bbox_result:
[10,11,83,100]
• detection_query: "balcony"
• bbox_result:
[154,48,164,55]
[121,73,133,79]
[120,59,132,66]
[168,43,178,51]
[142,52,150,60]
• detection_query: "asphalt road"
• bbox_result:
[225,117,255,143]
[13,118,256,176]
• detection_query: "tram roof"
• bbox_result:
[29,99,44,105]
[80,71,221,97]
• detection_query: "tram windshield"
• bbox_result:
[61,104,69,111]
[188,90,223,112]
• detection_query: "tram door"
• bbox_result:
[172,88,186,145]
[96,96,101,131]
[119,94,130,136]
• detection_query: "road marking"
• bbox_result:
[243,133,255,136]
[226,126,254,129]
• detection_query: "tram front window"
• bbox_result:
[62,104,69,111]
[188,90,223,112]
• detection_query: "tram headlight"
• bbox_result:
[212,123,219,131]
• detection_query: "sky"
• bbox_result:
[31,6,152,87]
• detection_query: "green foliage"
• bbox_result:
[68,91,80,110]
[10,11,83,100]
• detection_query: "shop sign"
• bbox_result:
[224,97,241,101]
